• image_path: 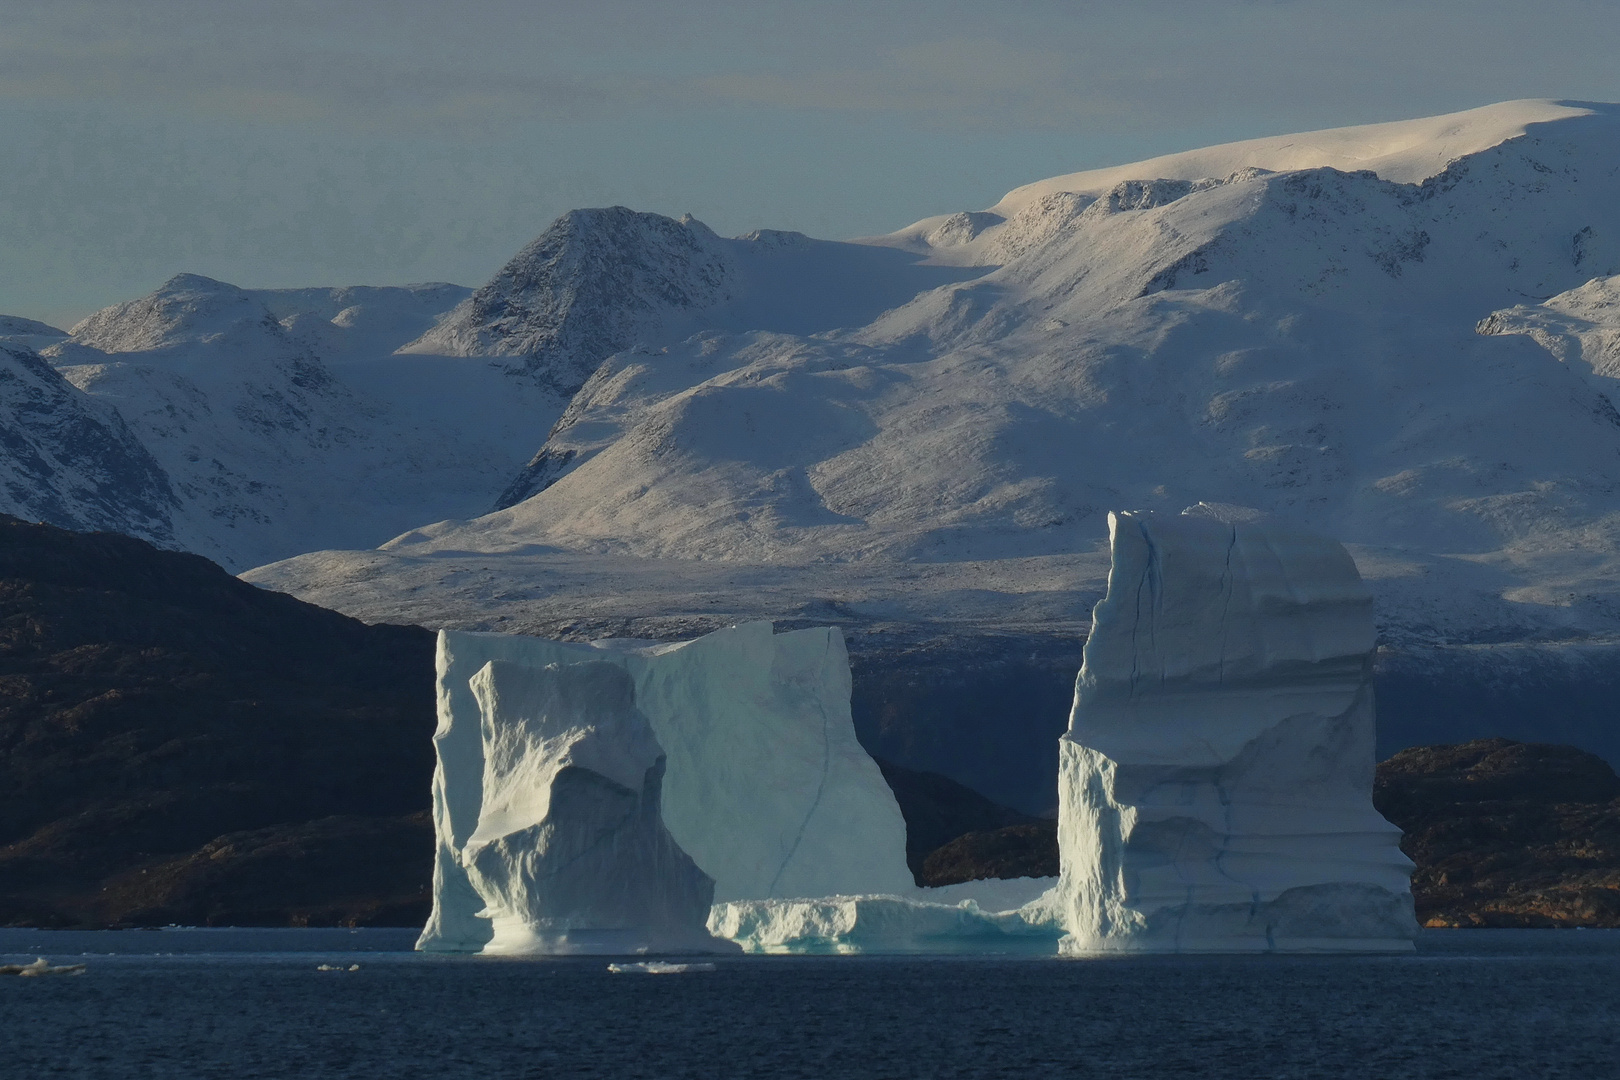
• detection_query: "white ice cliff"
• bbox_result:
[417,620,914,953]
[1050,506,1418,953]
[454,658,729,955]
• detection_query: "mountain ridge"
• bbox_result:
[11,101,1620,802]
[233,100,1620,798]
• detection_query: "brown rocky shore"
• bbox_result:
[1373,738,1620,927]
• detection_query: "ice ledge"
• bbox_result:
[709,883,1062,955]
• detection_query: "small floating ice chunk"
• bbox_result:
[606,961,716,974]
[1,957,86,976]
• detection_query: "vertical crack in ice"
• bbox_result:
[1212,769,1246,891]
[1173,884,1194,952]
[1216,525,1237,686]
[1168,814,1204,951]
[767,630,835,897]
[1128,520,1158,701]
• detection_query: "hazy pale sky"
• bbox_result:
[4,0,1619,326]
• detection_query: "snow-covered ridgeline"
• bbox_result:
[17,274,571,570]
[2,207,977,568]
[258,102,1620,644]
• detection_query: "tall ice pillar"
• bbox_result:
[1053,506,1418,953]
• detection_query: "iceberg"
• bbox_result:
[458,659,728,955]
[418,620,913,953]
[1050,507,1418,953]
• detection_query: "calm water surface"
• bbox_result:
[2,928,1616,1079]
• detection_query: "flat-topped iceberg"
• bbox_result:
[1051,507,1418,953]
[418,620,913,953]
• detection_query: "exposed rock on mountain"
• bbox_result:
[0,344,177,545]
[1374,739,1620,927]
[404,207,982,509]
[404,208,731,396]
[0,515,435,928]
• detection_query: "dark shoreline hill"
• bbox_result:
[0,515,436,928]
[1374,738,1620,927]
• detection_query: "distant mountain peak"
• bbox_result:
[0,343,178,543]
[69,274,290,355]
[399,207,732,396]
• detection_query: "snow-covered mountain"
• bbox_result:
[271,100,1620,613]
[22,274,561,570]
[12,98,1620,804]
[236,100,1620,800]
[0,213,971,571]
[0,342,177,541]
[0,315,68,352]
[402,206,981,507]
[403,207,976,393]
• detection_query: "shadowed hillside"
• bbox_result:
[0,515,436,928]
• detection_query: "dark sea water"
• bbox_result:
[2,928,1617,1079]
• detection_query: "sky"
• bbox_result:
[4,0,1620,327]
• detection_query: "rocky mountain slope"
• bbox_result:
[0,343,178,545]
[0,515,436,928]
